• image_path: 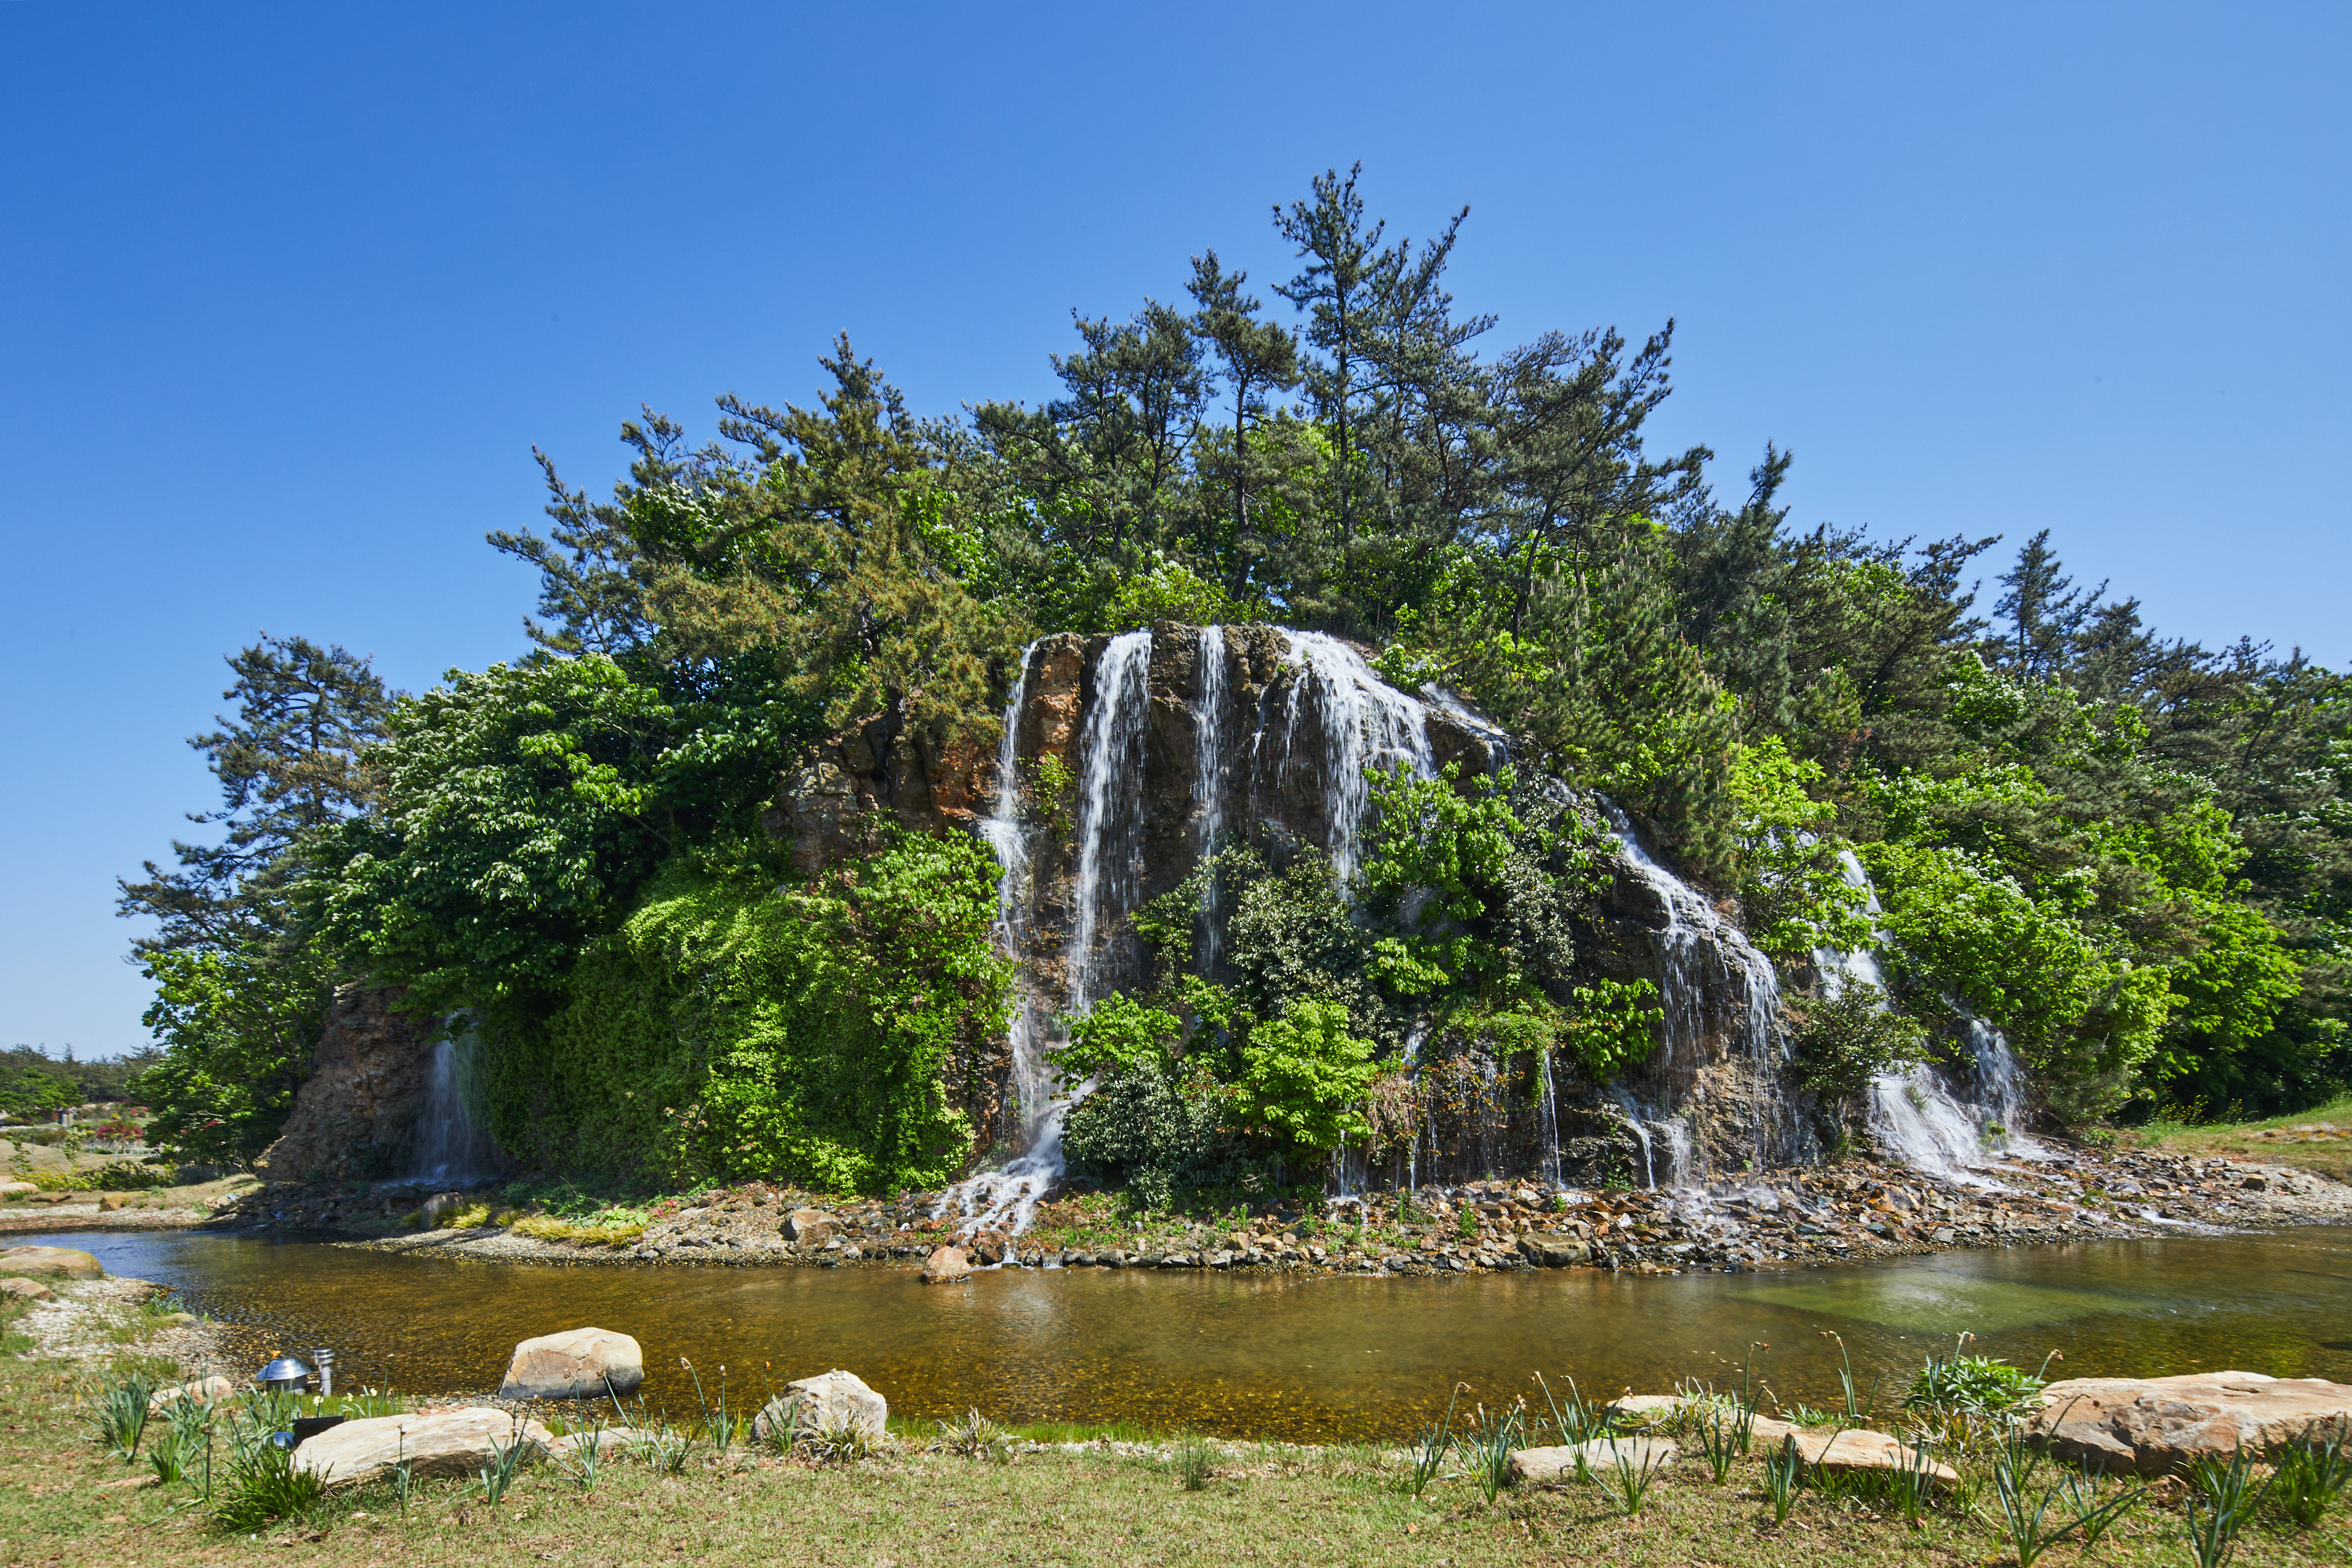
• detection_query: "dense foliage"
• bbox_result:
[121,165,2350,1184]
[486,832,1010,1193]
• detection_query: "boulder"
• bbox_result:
[2025,1371,2352,1475]
[294,1408,554,1485]
[150,1375,236,1412]
[495,1326,645,1400]
[969,1230,1009,1266]
[0,1277,53,1301]
[1519,1233,1592,1268]
[0,1245,101,1279]
[1511,1437,1678,1484]
[1783,1427,1959,1487]
[920,1245,972,1284]
[781,1207,835,1244]
[750,1369,887,1444]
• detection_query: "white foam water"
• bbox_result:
[939,633,1157,1240]
[1814,849,2057,1184]
[936,643,1059,1238]
[1194,626,1228,970]
[1279,631,1435,882]
[1601,801,1796,1178]
[411,1034,497,1182]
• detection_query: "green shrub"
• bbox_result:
[1062,1060,1249,1209]
[487,829,1011,1194]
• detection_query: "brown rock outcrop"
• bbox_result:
[2027,1371,2352,1474]
[253,985,437,1183]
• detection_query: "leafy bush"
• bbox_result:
[1236,1000,1377,1154]
[489,829,1011,1194]
[1858,839,2172,1121]
[1905,1341,2050,1416]
[1061,1059,1248,1208]
[1789,985,1928,1102]
[34,1160,176,1192]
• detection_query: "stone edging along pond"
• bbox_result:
[90,1138,2352,1278]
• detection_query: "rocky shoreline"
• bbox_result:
[172,1140,2352,1278]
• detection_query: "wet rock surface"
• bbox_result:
[252,984,439,1185]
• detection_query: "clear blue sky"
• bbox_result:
[3,3,2345,1059]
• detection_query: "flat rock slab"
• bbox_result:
[1785,1427,1960,1487]
[1511,1437,1678,1483]
[497,1326,645,1401]
[0,1245,100,1279]
[294,1408,555,1486]
[2026,1371,2352,1475]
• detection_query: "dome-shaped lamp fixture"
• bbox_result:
[254,1354,313,1394]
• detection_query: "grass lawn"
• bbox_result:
[2127,1093,2352,1184]
[4,1291,2348,1567]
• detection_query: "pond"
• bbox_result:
[51,1226,2352,1442]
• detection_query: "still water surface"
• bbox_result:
[52,1227,2352,1441]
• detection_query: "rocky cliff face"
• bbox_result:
[254,985,439,1183]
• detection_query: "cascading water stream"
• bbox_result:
[935,645,1059,1237]
[1536,1049,1564,1188]
[1599,801,1796,1181]
[1279,632,1435,882]
[1066,632,1156,1014]
[939,634,1156,1239]
[1814,850,2055,1184]
[1194,626,1228,970]
[411,1034,496,1183]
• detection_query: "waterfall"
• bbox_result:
[1066,631,1154,1013]
[411,1034,496,1183]
[939,633,1157,1240]
[936,645,1062,1239]
[1279,632,1435,882]
[1537,1049,1564,1188]
[1815,850,2056,1182]
[1600,801,1795,1177]
[1194,626,1228,970]
[1968,1017,2054,1160]
[979,645,1045,1149]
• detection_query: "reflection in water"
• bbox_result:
[53,1227,2352,1442]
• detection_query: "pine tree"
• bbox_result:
[117,635,393,954]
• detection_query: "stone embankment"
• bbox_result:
[207,1138,2352,1278]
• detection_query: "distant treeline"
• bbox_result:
[0,1045,155,1117]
